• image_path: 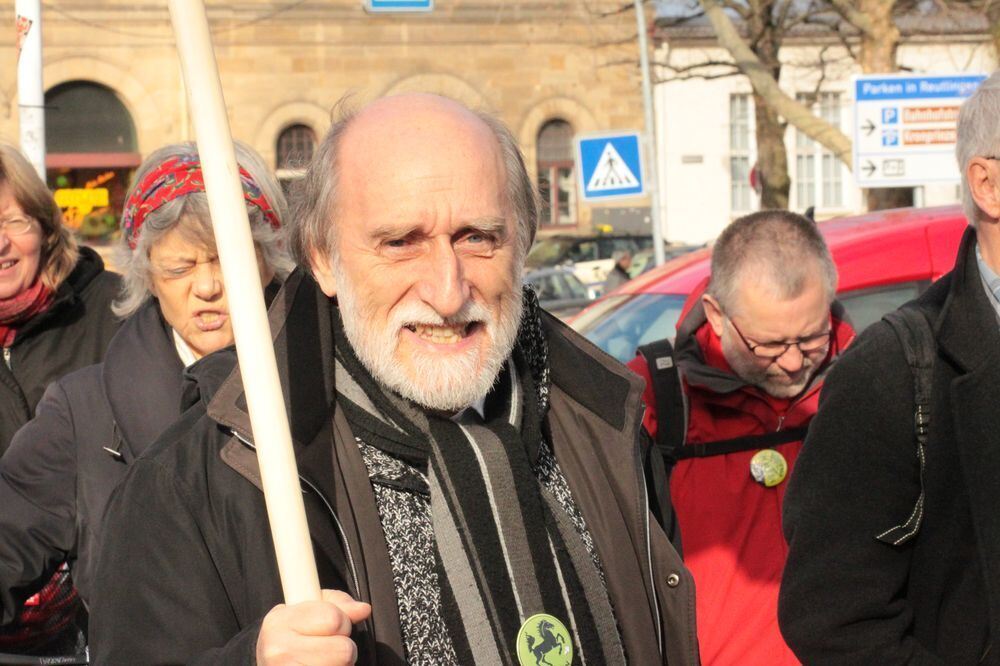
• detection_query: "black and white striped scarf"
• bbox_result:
[333,288,625,666]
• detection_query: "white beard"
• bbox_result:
[334,260,524,411]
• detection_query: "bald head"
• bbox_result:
[288,93,538,270]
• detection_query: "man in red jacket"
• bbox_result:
[629,210,854,666]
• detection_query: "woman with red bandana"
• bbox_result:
[0,142,292,661]
[0,143,120,659]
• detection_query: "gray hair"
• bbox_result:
[708,210,837,315]
[612,249,632,263]
[288,95,539,270]
[956,70,1000,227]
[112,141,293,318]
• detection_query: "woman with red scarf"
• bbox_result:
[0,142,291,661]
[0,144,121,659]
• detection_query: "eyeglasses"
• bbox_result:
[0,216,36,236]
[727,316,831,362]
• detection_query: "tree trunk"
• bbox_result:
[749,6,790,210]
[754,96,791,209]
[856,0,911,210]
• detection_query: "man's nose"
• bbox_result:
[192,262,222,300]
[415,242,469,318]
[774,343,805,373]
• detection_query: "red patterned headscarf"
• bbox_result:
[121,154,281,249]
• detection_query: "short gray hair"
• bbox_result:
[113,141,293,318]
[287,95,539,269]
[708,210,837,315]
[956,70,1000,227]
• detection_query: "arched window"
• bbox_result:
[44,81,140,241]
[46,81,138,157]
[276,124,316,171]
[536,119,575,227]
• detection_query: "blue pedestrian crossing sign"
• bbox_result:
[366,0,433,12]
[575,132,646,202]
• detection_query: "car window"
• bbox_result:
[572,293,688,364]
[526,238,575,267]
[837,281,928,333]
[567,241,599,263]
[560,273,588,299]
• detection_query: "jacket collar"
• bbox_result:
[206,269,335,453]
[935,227,1000,373]
[15,246,105,341]
[102,300,184,459]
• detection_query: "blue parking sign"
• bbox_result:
[575,132,645,202]
[882,107,899,124]
[366,0,433,12]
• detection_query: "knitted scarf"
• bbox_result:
[334,288,625,666]
[0,280,54,348]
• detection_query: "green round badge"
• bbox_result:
[516,613,573,666]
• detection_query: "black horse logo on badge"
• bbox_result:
[517,614,572,666]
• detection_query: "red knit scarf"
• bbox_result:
[0,280,54,349]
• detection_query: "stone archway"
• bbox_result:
[254,101,331,169]
[517,96,599,174]
[43,57,162,153]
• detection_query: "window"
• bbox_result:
[838,282,927,333]
[729,94,753,212]
[794,93,845,210]
[537,119,576,227]
[276,124,316,192]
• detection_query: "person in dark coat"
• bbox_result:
[0,143,120,658]
[0,141,292,655]
[602,249,632,294]
[779,71,1000,663]
[90,94,699,666]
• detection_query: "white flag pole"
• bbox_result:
[16,0,45,179]
[167,0,321,605]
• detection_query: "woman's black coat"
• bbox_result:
[0,247,121,452]
[0,299,183,621]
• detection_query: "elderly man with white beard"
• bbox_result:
[89,93,698,666]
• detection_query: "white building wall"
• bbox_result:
[653,38,996,245]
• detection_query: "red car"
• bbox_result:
[571,206,967,364]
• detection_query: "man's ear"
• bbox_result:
[702,293,726,337]
[967,157,1000,222]
[309,247,337,297]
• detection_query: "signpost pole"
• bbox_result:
[634,0,665,267]
[16,0,45,180]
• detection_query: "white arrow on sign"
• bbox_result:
[587,142,640,191]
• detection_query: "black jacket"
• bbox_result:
[0,247,121,452]
[780,227,1000,665]
[90,270,699,666]
[0,300,185,620]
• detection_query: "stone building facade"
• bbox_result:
[0,0,652,239]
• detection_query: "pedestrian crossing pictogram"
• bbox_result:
[576,131,646,201]
[586,143,640,191]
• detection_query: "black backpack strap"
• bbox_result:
[876,306,935,546]
[637,339,687,466]
[675,427,809,460]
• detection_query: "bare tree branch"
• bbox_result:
[699,0,854,167]
[828,0,877,37]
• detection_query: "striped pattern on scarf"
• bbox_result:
[332,289,625,666]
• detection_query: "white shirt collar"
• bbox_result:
[172,329,199,368]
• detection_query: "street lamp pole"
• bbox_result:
[634,0,666,267]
